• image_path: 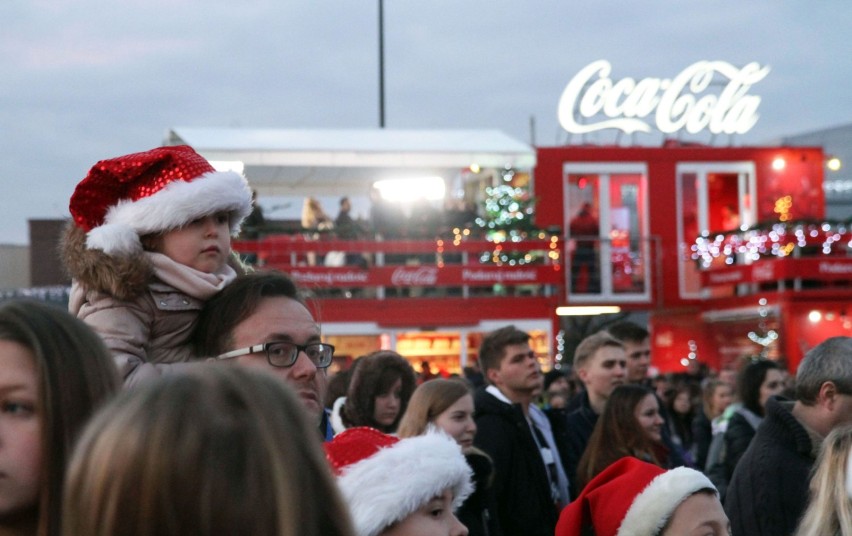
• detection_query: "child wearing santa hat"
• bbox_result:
[556,456,728,536]
[61,145,252,386]
[324,426,473,536]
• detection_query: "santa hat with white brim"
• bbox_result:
[556,456,717,536]
[324,427,474,536]
[69,145,253,256]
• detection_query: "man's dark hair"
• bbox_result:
[478,325,530,377]
[339,197,349,207]
[607,321,650,344]
[195,271,305,356]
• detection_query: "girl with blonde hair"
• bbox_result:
[794,424,852,536]
[62,366,355,536]
[397,379,501,536]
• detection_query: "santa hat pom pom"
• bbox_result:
[86,223,142,255]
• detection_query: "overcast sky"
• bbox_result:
[1,1,850,244]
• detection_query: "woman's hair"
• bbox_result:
[702,379,730,418]
[666,382,696,445]
[576,384,661,491]
[737,359,781,415]
[397,378,471,438]
[0,300,120,536]
[342,350,416,433]
[794,424,852,536]
[62,366,355,536]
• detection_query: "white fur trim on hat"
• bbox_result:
[86,170,252,255]
[617,466,715,536]
[337,432,474,536]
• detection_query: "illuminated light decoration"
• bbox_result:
[690,219,852,267]
[827,157,842,171]
[748,330,779,346]
[557,60,770,135]
[373,176,446,202]
[469,163,481,173]
[808,310,822,323]
[680,358,690,367]
[771,157,786,171]
[556,305,622,316]
[773,195,793,222]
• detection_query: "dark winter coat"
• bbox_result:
[473,388,559,536]
[562,392,599,498]
[724,397,817,536]
[457,450,503,536]
[723,408,761,480]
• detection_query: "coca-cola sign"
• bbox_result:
[390,266,439,286]
[558,60,770,136]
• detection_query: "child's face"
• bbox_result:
[159,212,230,273]
[0,340,42,520]
[381,489,468,536]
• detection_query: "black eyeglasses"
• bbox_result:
[215,342,335,369]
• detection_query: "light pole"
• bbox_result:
[378,0,385,128]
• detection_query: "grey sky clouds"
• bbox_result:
[1,1,849,243]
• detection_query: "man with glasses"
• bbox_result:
[196,271,335,440]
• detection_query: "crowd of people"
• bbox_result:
[2,145,850,536]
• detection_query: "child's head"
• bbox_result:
[0,300,119,536]
[62,366,354,536]
[69,145,252,271]
[557,457,725,536]
[325,427,473,536]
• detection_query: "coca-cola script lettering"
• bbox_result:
[391,267,439,286]
[558,60,770,136]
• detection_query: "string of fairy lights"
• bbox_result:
[691,219,852,267]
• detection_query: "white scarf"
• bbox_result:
[146,252,236,300]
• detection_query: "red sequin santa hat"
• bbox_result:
[324,427,473,536]
[556,457,716,536]
[69,145,252,255]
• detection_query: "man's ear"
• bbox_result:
[819,381,839,409]
[486,366,501,386]
[576,366,589,384]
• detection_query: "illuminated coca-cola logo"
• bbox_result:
[558,60,770,136]
[391,267,439,286]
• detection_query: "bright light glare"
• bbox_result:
[827,157,842,171]
[808,310,822,323]
[556,306,621,316]
[771,157,786,171]
[209,160,245,174]
[373,177,446,202]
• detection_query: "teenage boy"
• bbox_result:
[473,325,569,536]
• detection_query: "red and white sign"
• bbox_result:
[558,60,770,136]
[701,257,852,287]
[287,265,561,288]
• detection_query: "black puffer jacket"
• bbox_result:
[473,388,558,536]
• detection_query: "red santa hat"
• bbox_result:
[556,457,716,536]
[324,427,473,536]
[69,145,252,255]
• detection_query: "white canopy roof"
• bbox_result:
[165,127,536,197]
